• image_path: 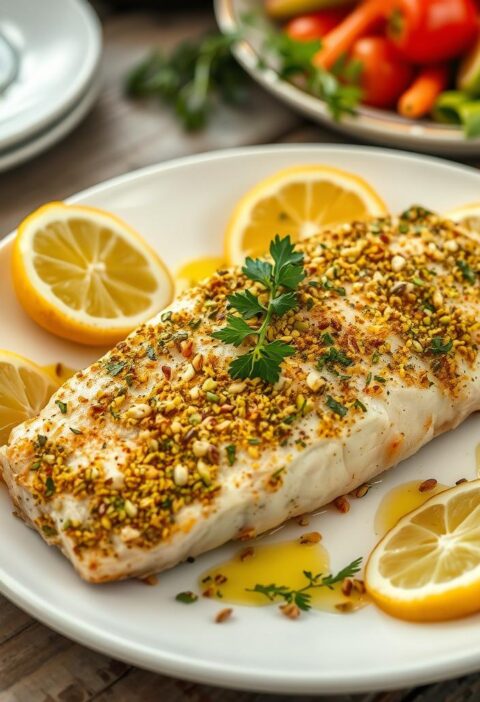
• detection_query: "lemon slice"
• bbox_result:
[224,165,388,265]
[12,202,174,346]
[0,350,58,445]
[445,202,480,233]
[366,480,480,622]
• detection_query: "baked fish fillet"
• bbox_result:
[2,208,480,583]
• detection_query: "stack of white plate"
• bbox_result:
[0,0,101,173]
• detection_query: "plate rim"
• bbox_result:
[0,75,101,173]
[0,0,102,151]
[214,0,480,154]
[2,144,480,694]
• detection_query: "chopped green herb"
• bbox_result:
[457,259,476,284]
[45,477,55,497]
[106,360,126,376]
[31,460,41,470]
[41,525,57,537]
[175,591,198,604]
[317,346,353,371]
[321,332,335,346]
[371,351,380,364]
[55,400,67,414]
[69,427,83,435]
[325,395,348,417]
[37,434,47,448]
[354,399,367,412]
[365,372,372,387]
[226,444,236,466]
[412,277,424,287]
[247,557,362,612]
[248,437,261,445]
[429,337,453,355]
[373,375,386,384]
[322,279,346,296]
[146,345,157,361]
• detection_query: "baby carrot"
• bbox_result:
[313,0,392,70]
[397,64,449,119]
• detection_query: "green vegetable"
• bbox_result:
[458,36,480,97]
[432,90,480,139]
[212,236,304,384]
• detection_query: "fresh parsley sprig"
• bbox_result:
[212,236,305,384]
[247,557,363,611]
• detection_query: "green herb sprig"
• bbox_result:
[212,236,305,383]
[126,33,247,131]
[247,557,362,611]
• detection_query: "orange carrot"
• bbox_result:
[313,0,393,70]
[397,64,449,119]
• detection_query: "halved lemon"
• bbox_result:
[12,203,174,346]
[224,165,388,265]
[0,350,58,445]
[366,480,480,622]
[445,202,480,233]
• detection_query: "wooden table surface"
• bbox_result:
[1,6,480,702]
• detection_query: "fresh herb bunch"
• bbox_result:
[125,33,248,130]
[126,16,362,130]
[212,235,305,384]
[247,557,363,611]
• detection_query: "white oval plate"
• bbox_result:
[215,0,480,157]
[0,0,101,151]
[2,146,480,695]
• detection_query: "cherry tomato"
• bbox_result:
[285,8,350,41]
[387,0,477,64]
[351,36,414,109]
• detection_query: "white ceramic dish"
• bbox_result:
[0,0,101,151]
[2,145,480,695]
[0,77,101,173]
[215,0,480,157]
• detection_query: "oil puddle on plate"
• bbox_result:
[198,536,367,614]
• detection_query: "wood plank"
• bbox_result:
[3,641,129,702]
[0,11,299,239]
[0,596,33,645]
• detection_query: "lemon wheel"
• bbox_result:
[224,165,387,265]
[366,480,480,622]
[12,203,174,346]
[0,350,58,445]
[445,202,480,234]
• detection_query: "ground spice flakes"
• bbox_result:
[24,210,480,556]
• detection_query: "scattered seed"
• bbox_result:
[419,478,437,492]
[239,546,254,561]
[215,608,233,623]
[299,531,322,545]
[279,603,301,619]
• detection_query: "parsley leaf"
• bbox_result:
[228,290,265,319]
[213,236,304,383]
[212,314,254,346]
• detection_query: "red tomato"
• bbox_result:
[285,8,350,41]
[351,36,414,109]
[387,0,477,64]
